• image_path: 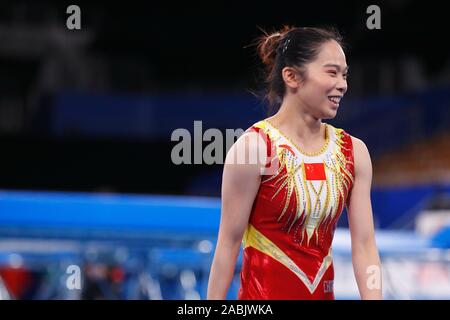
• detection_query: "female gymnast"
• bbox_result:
[207,26,382,300]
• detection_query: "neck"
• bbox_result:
[269,96,324,141]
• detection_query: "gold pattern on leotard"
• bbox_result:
[252,120,354,246]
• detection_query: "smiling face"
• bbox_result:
[293,40,348,119]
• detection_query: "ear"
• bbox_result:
[281,67,302,89]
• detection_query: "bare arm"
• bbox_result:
[207,132,265,299]
[347,137,383,300]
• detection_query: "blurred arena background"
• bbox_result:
[1,0,450,300]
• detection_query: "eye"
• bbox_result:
[327,70,337,76]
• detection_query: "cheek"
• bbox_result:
[317,75,337,92]
[305,76,334,98]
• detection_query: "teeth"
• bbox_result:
[328,97,341,104]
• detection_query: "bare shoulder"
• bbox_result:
[349,135,372,177]
[224,130,268,178]
[236,129,267,152]
[350,136,370,158]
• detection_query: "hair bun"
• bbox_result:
[256,26,293,70]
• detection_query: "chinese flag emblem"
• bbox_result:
[304,163,326,180]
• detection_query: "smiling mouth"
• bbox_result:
[328,96,342,107]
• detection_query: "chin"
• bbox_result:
[322,110,337,120]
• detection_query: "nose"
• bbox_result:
[336,77,347,95]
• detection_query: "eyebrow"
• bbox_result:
[323,63,349,72]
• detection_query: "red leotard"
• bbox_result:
[238,119,355,300]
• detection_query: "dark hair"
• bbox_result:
[255,25,345,112]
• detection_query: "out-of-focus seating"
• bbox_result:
[373,131,450,186]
